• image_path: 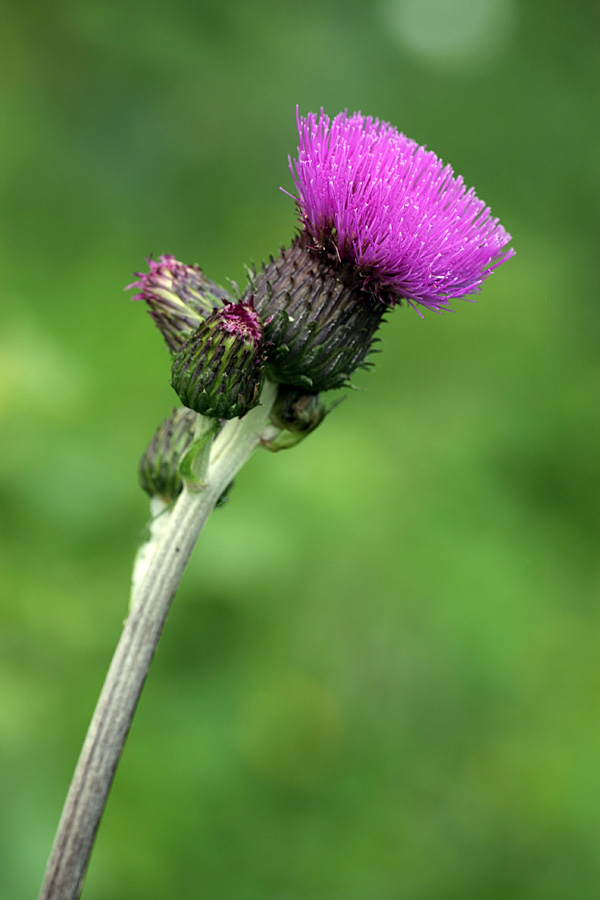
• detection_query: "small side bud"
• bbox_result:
[128,255,232,351]
[139,408,199,503]
[264,385,340,451]
[171,300,265,420]
[270,386,327,435]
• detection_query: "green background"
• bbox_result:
[1,0,599,897]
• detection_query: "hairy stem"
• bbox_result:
[39,383,278,900]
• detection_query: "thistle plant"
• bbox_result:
[39,107,514,900]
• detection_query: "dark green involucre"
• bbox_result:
[171,301,265,420]
[246,231,387,391]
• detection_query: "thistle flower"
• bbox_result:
[128,255,231,352]
[291,109,515,312]
[171,299,265,420]
[249,108,515,391]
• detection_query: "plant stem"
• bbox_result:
[39,383,279,900]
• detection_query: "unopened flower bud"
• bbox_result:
[128,255,231,351]
[264,384,339,451]
[171,300,265,420]
[139,407,199,502]
[270,385,327,435]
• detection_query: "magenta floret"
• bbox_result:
[289,109,515,314]
[219,300,262,346]
[127,254,183,301]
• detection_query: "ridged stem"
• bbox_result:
[38,382,279,900]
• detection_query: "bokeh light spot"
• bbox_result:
[380,0,516,69]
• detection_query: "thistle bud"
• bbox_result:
[263,385,332,451]
[171,300,265,420]
[270,385,327,435]
[128,255,232,351]
[139,407,199,503]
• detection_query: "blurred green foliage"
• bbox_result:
[1,0,599,897]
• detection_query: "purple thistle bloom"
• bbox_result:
[289,108,515,314]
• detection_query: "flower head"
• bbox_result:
[289,108,515,314]
[248,108,514,391]
[128,255,230,351]
[171,299,265,420]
